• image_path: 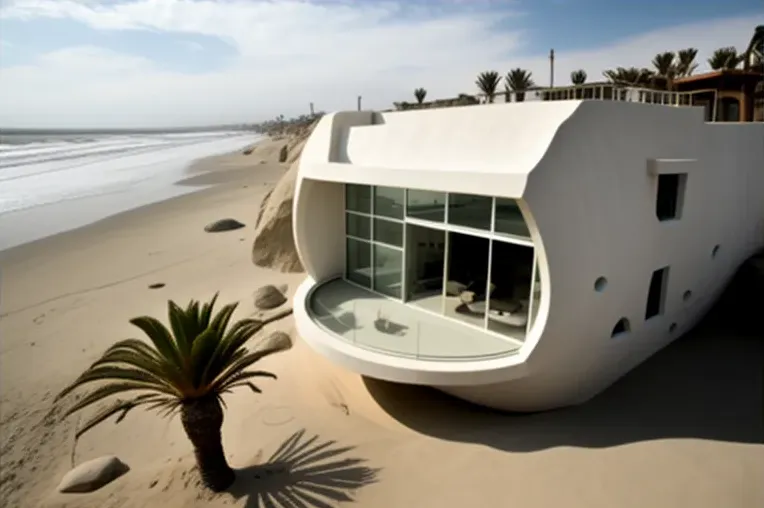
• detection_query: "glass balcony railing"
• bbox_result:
[309,279,522,361]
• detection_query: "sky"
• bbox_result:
[0,0,761,128]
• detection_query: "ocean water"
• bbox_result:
[0,130,259,251]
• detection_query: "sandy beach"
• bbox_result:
[1,140,763,508]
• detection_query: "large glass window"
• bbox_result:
[406,190,446,222]
[448,193,492,230]
[346,213,370,239]
[486,239,535,340]
[344,184,404,299]
[405,224,445,307]
[343,185,537,341]
[346,184,371,214]
[445,232,490,327]
[373,244,403,298]
[495,198,530,238]
[374,218,403,247]
[374,186,404,219]
[346,238,372,288]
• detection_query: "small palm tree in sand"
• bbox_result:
[414,88,427,104]
[55,294,291,492]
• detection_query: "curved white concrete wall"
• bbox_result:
[293,101,764,411]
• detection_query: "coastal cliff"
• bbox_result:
[251,121,316,272]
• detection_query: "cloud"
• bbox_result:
[0,0,760,128]
[179,40,204,52]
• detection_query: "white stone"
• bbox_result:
[57,455,129,493]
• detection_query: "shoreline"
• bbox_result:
[0,135,266,252]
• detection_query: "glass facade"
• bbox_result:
[344,185,405,297]
[344,184,539,340]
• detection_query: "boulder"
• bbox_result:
[261,331,292,351]
[251,122,318,272]
[278,145,288,163]
[254,284,287,310]
[251,161,303,272]
[57,455,129,493]
[204,218,246,233]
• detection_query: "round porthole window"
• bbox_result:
[683,290,692,302]
[669,323,677,333]
[594,277,608,292]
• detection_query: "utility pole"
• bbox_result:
[357,95,362,111]
[549,49,555,88]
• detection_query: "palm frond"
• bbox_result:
[200,319,264,386]
[129,316,184,370]
[62,382,170,417]
[218,370,277,394]
[200,292,220,329]
[89,349,182,392]
[75,393,173,438]
[168,300,194,359]
[190,328,224,388]
[58,366,178,401]
[209,302,239,339]
[227,382,262,394]
[210,345,289,393]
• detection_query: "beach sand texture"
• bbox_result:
[1,138,762,508]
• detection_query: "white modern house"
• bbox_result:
[291,96,764,412]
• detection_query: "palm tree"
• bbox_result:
[651,51,676,89]
[505,68,535,102]
[476,71,501,103]
[742,26,764,71]
[55,295,291,492]
[603,67,654,87]
[675,48,699,77]
[414,88,427,104]
[708,47,741,70]
[570,70,587,85]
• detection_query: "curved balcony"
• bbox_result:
[308,278,523,361]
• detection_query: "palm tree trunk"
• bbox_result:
[181,395,235,492]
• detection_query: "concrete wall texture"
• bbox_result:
[291,100,764,412]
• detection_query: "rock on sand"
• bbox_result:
[57,455,130,493]
[254,284,287,310]
[204,218,246,233]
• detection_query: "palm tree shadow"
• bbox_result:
[228,430,380,508]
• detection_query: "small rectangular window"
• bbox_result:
[656,174,686,221]
[645,267,669,320]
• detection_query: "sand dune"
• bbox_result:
[1,140,762,508]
